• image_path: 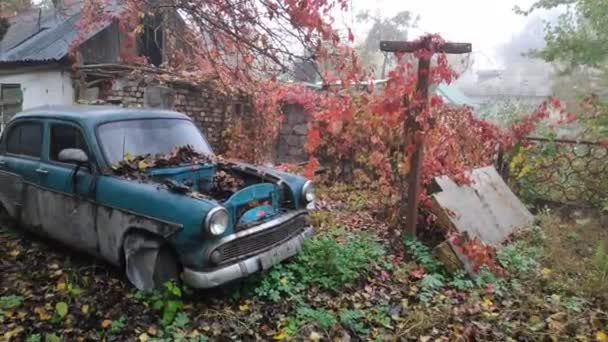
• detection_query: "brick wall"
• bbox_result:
[102,78,235,153]
[275,103,309,163]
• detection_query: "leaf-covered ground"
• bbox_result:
[1,187,608,341]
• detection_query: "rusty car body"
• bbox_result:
[0,105,315,290]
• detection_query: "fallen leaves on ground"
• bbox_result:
[1,192,607,341]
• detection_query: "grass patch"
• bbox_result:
[254,229,385,301]
[535,211,608,300]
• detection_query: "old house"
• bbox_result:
[0,0,240,153]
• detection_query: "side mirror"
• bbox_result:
[58,148,89,164]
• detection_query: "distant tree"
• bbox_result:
[518,0,608,138]
[516,0,608,73]
[355,10,417,77]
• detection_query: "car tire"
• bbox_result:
[122,232,181,290]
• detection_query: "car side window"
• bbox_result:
[6,122,43,158]
[50,124,89,163]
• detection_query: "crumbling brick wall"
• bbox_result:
[102,78,235,153]
[276,103,309,163]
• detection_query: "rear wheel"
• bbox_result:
[122,232,180,290]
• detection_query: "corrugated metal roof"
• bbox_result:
[0,2,119,63]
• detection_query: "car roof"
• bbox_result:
[13,105,191,128]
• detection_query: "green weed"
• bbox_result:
[403,236,444,274]
[134,281,184,326]
[339,309,369,335]
[297,307,337,330]
[497,240,540,274]
[149,312,209,342]
[593,241,608,283]
[0,295,22,310]
[108,315,127,335]
[25,334,41,342]
[255,230,385,300]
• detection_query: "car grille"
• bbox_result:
[212,214,308,265]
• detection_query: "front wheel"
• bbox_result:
[123,232,180,290]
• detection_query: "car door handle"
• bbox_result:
[35,168,49,175]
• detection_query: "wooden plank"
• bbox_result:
[380,41,472,54]
[431,166,534,245]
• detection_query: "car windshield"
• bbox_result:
[98,119,214,165]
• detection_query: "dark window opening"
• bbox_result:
[1,84,23,132]
[137,14,163,66]
[6,122,42,158]
[50,124,89,163]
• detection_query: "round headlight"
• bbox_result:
[302,181,315,203]
[205,207,229,236]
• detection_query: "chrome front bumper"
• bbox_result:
[182,226,314,288]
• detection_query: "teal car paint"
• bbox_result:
[0,105,314,290]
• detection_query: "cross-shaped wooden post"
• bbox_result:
[380,36,472,236]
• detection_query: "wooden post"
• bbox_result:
[380,37,472,236]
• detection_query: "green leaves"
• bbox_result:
[135,281,185,327]
[403,236,444,274]
[497,240,540,274]
[255,230,385,301]
[0,295,23,310]
[520,0,608,72]
[108,316,127,335]
[593,241,608,282]
[54,302,68,320]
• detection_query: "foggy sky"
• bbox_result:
[350,0,555,70]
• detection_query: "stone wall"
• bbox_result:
[276,103,309,163]
[101,78,234,153]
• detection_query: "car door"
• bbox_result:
[36,120,99,254]
[0,120,44,227]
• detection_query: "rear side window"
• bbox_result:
[6,122,43,158]
[50,124,89,162]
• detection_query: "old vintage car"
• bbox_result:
[0,105,315,290]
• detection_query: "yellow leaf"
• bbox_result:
[483,297,494,309]
[34,306,51,320]
[274,332,287,340]
[81,304,89,315]
[541,268,552,276]
[3,326,24,339]
[239,304,249,312]
[138,161,148,170]
[101,319,112,329]
[124,152,134,162]
[56,282,66,291]
[9,249,20,257]
[138,333,149,342]
[597,331,608,342]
